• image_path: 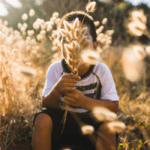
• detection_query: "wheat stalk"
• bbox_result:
[60,17,93,135]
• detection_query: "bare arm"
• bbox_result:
[64,89,119,113]
[42,74,81,108]
[82,96,119,113]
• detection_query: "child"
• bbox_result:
[32,11,119,150]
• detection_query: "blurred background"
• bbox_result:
[0,0,150,150]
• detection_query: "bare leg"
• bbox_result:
[32,113,53,150]
[96,122,116,150]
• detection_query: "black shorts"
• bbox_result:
[32,107,104,149]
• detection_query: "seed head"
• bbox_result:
[82,40,90,49]
[55,18,60,24]
[107,121,126,133]
[75,59,81,68]
[33,22,40,30]
[37,34,43,41]
[133,45,147,60]
[81,125,94,135]
[59,29,66,37]
[79,36,87,46]
[52,12,59,18]
[93,106,117,121]
[146,46,150,56]
[86,1,96,13]
[65,31,73,42]
[22,13,28,21]
[52,46,58,51]
[73,18,80,29]
[17,23,22,29]
[20,67,37,77]
[63,21,72,31]
[40,30,46,36]
[94,21,100,27]
[47,25,52,32]
[29,9,35,17]
[131,10,147,24]
[80,27,88,35]
[80,50,100,65]
[74,43,80,53]
[96,26,104,34]
[68,59,73,67]
[71,41,76,49]
[127,21,146,36]
[102,18,108,25]
[3,20,8,26]
[74,28,80,39]
[64,44,73,52]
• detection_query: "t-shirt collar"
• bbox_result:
[61,59,95,79]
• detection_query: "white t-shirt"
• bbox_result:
[42,59,119,113]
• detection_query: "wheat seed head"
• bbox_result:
[86,1,96,13]
[107,121,126,133]
[56,11,99,72]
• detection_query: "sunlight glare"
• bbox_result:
[5,0,22,8]
[0,3,8,16]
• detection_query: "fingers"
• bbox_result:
[64,83,77,87]
[64,96,76,105]
[63,87,76,93]
[62,74,81,80]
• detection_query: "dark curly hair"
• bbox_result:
[57,11,97,43]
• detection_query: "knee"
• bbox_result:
[98,122,111,133]
[33,113,53,129]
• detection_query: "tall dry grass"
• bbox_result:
[0,2,150,150]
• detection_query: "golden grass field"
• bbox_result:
[0,7,150,150]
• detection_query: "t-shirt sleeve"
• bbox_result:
[42,64,59,97]
[100,64,119,101]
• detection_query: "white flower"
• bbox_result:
[22,13,28,21]
[29,9,35,17]
[33,22,40,30]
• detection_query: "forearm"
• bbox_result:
[82,96,119,113]
[42,85,61,108]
